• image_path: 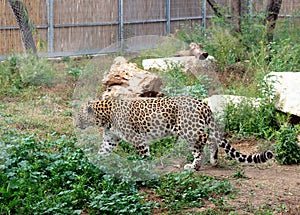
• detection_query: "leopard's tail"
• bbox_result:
[203,102,273,163]
[219,139,273,163]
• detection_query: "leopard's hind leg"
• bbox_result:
[183,133,209,170]
[207,140,218,166]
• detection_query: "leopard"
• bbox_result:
[75,96,273,170]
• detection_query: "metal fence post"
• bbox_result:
[166,0,171,34]
[118,0,124,51]
[47,0,54,53]
[248,0,253,17]
[202,0,206,29]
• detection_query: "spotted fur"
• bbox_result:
[76,96,273,170]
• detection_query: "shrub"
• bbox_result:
[0,132,153,214]
[224,80,279,140]
[19,55,55,87]
[0,55,23,95]
[152,171,232,211]
[274,125,300,165]
[160,63,209,99]
[0,54,57,96]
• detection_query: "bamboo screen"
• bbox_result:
[0,0,299,57]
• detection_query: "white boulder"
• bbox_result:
[204,95,261,117]
[265,72,300,117]
[142,56,216,71]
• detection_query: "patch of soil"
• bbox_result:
[199,141,300,214]
[140,140,299,214]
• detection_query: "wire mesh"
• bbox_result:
[0,0,299,57]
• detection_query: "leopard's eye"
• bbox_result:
[87,106,94,114]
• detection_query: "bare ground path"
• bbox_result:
[197,140,300,214]
[201,163,300,214]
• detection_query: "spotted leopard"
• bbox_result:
[76,96,273,170]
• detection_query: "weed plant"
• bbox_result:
[274,124,300,165]
[0,131,234,214]
[18,55,56,87]
[160,63,209,99]
[0,55,23,95]
[223,82,278,140]
[0,131,153,214]
[0,54,56,96]
[146,171,232,213]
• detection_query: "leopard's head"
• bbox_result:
[75,101,97,129]
[75,100,112,129]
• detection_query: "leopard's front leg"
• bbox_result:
[98,129,121,155]
[129,135,150,158]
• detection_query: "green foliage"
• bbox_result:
[274,125,300,165]
[176,13,300,74]
[149,136,177,158]
[267,39,300,72]
[0,131,235,214]
[68,67,83,80]
[0,55,23,95]
[224,93,278,140]
[0,131,153,214]
[0,54,57,96]
[232,168,247,179]
[19,55,56,87]
[116,137,178,158]
[205,27,245,72]
[152,171,232,212]
[160,63,209,99]
[176,24,206,45]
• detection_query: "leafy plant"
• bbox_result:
[160,63,209,99]
[274,125,300,165]
[19,54,55,87]
[232,168,247,179]
[0,132,153,214]
[267,39,300,72]
[152,171,232,212]
[224,97,278,140]
[68,67,83,80]
[0,55,23,95]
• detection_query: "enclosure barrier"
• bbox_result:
[0,0,299,60]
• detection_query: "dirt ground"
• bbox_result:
[199,141,300,215]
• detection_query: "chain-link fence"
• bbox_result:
[0,0,299,59]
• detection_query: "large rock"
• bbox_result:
[102,56,163,99]
[142,56,216,71]
[204,95,261,119]
[142,56,219,96]
[265,72,300,117]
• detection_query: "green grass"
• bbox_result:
[0,13,299,213]
[150,171,233,213]
[274,124,300,165]
[0,131,235,214]
[176,13,300,95]
[159,63,210,99]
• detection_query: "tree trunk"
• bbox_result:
[206,0,224,18]
[264,0,283,43]
[8,0,37,54]
[232,0,241,33]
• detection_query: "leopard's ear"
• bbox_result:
[88,100,97,105]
